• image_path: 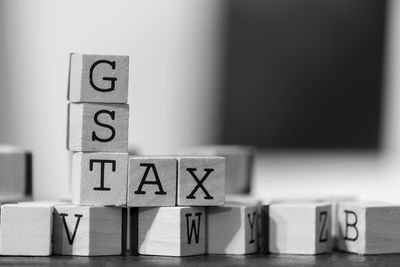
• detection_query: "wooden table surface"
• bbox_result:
[1,252,399,266]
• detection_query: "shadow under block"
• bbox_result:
[67,103,129,152]
[179,146,254,194]
[207,202,259,254]
[138,207,206,256]
[68,53,129,103]
[0,203,53,256]
[337,202,400,255]
[53,205,123,256]
[71,152,128,206]
[177,157,225,206]
[128,157,177,207]
[269,202,332,255]
[0,145,32,199]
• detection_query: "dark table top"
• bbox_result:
[1,252,399,267]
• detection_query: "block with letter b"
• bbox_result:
[128,157,177,207]
[53,205,125,256]
[67,103,129,152]
[138,207,205,256]
[337,202,400,255]
[177,157,225,206]
[71,152,128,206]
[269,202,332,254]
[68,53,129,103]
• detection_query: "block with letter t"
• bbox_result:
[128,156,177,207]
[138,207,205,256]
[68,53,129,103]
[71,152,128,206]
[177,157,225,206]
[337,202,400,254]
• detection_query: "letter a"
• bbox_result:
[134,163,167,195]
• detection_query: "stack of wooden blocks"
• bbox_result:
[1,53,400,257]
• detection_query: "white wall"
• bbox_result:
[0,0,224,199]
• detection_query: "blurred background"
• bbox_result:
[0,0,398,201]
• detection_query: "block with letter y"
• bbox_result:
[177,157,225,206]
[53,205,125,256]
[138,207,205,256]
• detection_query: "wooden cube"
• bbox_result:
[138,207,205,256]
[207,201,259,254]
[177,157,225,206]
[179,146,254,194]
[67,103,129,152]
[71,152,128,206]
[68,53,129,103]
[0,203,53,256]
[53,205,124,256]
[128,157,176,207]
[337,202,400,255]
[269,202,332,254]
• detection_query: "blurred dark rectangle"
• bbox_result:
[221,0,387,150]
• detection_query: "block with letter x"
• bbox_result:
[177,157,225,206]
[138,207,205,256]
[71,152,128,206]
[53,205,125,256]
[337,202,400,254]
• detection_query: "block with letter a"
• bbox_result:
[207,201,259,254]
[269,202,332,255]
[138,207,205,256]
[177,157,225,206]
[337,202,400,254]
[71,152,128,206]
[53,205,124,256]
[128,157,177,207]
[68,53,129,103]
[67,103,129,152]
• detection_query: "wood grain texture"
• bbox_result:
[179,146,255,194]
[207,201,259,255]
[337,202,400,255]
[128,157,177,207]
[67,103,129,152]
[138,207,206,256]
[177,157,225,206]
[68,53,129,103]
[53,205,123,256]
[71,152,128,206]
[269,202,332,255]
[0,203,53,256]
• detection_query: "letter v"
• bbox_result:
[60,213,83,245]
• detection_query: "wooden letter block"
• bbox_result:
[207,201,258,254]
[68,53,129,103]
[337,202,400,254]
[269,202,332,254]
[53,205,123,256]
[67,103,129,152]
[71,152,128,206]
[138,207,205,256]
[177,157,225,206]
[0,203,53,256]
[128,157,176,207]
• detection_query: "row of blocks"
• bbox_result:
[0,198,398,256]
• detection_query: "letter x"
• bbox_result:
[186,168,214,200]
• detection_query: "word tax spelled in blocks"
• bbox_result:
[67,103,129,152]
[269,202,332,255]
[0,203,53,256]
[337,202,400,254]
[138,207,205,256]
[71,152,128,206]
[53,205,124,256]
[177,157,225,206]
[207,200,259,254]
[68,53,129,103]
[128,157,176,207]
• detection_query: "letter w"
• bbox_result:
[185,212,202,245]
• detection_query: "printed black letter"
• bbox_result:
[344,210,358,241]
[319,211,329,242]
[90,159,116,191]
[92,110,116,143]
[89,60,117,92]
[59,213,83,245]
[134,163,167,195]
[185,212,202,245]
[186,168,214,200]
[248,212,257,244]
